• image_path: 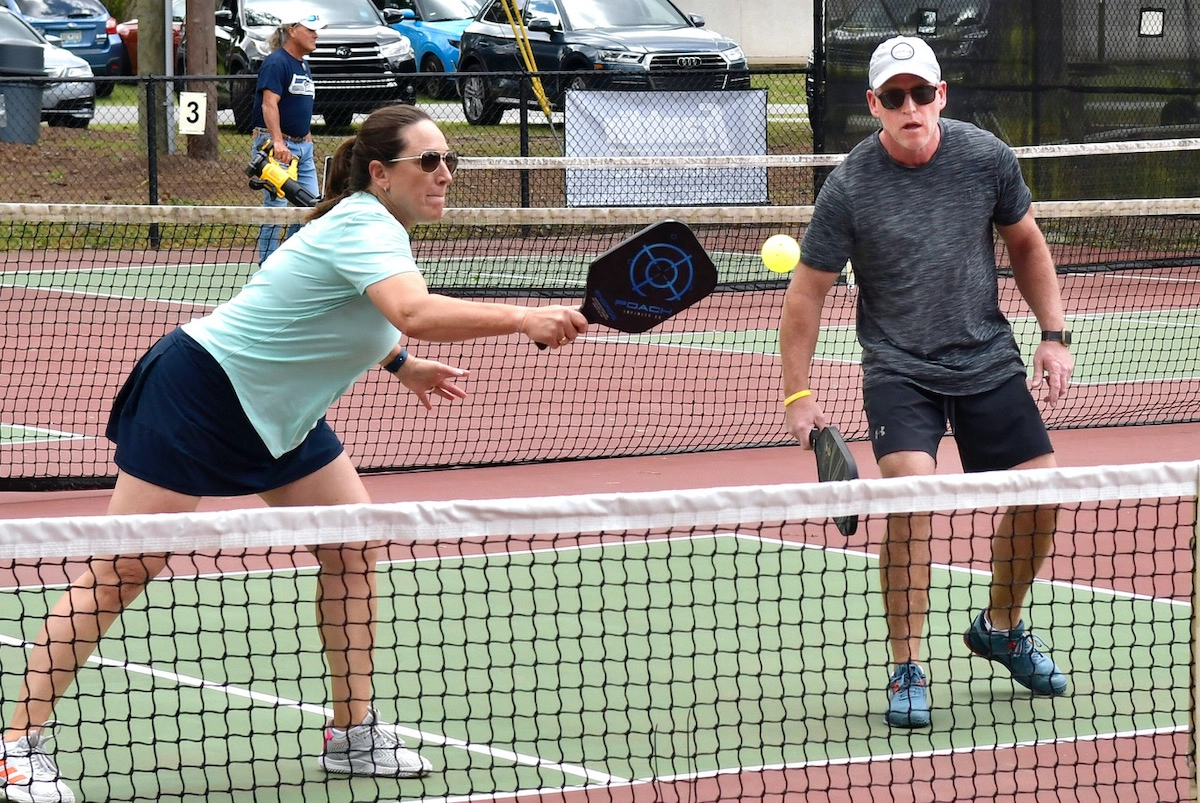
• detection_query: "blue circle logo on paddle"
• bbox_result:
[627,241,695,302]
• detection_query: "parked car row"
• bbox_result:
[379,0,750,125]
[101,0,748,130]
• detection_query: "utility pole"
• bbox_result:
[185,0,219,160]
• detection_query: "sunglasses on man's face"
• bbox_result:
[388,150,459,174]
[875,84,939,110]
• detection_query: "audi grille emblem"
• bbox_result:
[335,46,352,58]
[676,56,702,68]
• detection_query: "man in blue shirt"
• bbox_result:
[251,13,325,263]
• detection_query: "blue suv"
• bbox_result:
[375,0,481,100]
[2,0,123,96]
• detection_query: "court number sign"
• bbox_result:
[178,92,207,135]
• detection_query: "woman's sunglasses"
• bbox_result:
[875,85,939,110]
[388,150,460,174]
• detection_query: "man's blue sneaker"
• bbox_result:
[963,611,1068,696]
[886,661,931,728]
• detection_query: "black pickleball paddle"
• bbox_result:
[809,425,860,536]
[539,219,718,348]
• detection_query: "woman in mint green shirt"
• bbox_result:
[0,105,588,803]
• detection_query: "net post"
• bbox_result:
[1193,464,1200,799]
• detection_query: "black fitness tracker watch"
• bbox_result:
[382,349,408,374]
[1041,330,1072,347]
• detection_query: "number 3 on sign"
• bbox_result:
[178,91,207,135]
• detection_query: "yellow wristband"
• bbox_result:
[783,390,812,407]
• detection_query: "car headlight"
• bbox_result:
[381,38,414,65]
[722,45,746,64]
[46,65,93,79]
[595,49,643,66]
[251,36,272,58]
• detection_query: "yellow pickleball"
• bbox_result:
[761,234,800,274]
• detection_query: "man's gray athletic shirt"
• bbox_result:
[801,118,1032,395]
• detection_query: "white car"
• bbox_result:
[0,7,96,129]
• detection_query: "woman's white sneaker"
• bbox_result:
[0,728,75,803]
[318,710,432,778]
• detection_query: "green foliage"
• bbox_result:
[105,0,131,22]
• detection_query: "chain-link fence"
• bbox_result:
[811,0,1200,198]
[0,68,813,208]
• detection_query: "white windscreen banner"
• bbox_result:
[564,89,768,207]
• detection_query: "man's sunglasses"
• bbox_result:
[388,150,460,174]
[875,85,939,110]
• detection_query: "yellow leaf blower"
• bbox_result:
[245,142,319,208]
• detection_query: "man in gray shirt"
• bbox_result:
[779,36,1075,728]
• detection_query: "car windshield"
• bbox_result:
[0,10,43,41]
[422,0,480,22]
[11,0,105,17]
[559,0,687,30]
[244,0,383,27]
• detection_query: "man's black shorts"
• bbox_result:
[862,374,1053,472]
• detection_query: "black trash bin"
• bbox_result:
[0,39,43,145]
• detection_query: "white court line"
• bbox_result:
[4,527,1180,605]
[1,263,249,307]
[1,423,90,445]
[382,723,1189,803]
[2,263,249,277]
[0,628,623,786]
[0,284,217,308]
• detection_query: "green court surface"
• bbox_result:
[4,264,257,306]
[0,533,1186,802]
[1,250,767,298]
[622,310,1200,383]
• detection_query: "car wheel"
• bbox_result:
[1161,98,1199,127]
[559,73,590,107]
[421,55,454,101]
[460,64,503,126]
[321,109,355,130]
[95,81,114,99]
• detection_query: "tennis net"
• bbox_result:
[0,460,1195,802]
[2,198,1200,489]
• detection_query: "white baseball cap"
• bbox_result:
[291,13,328,30]
[868,36,941,90]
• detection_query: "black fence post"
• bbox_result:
[146,77,161,247]
[519,75,530,208]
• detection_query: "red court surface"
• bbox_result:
[2,422,1196,519]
